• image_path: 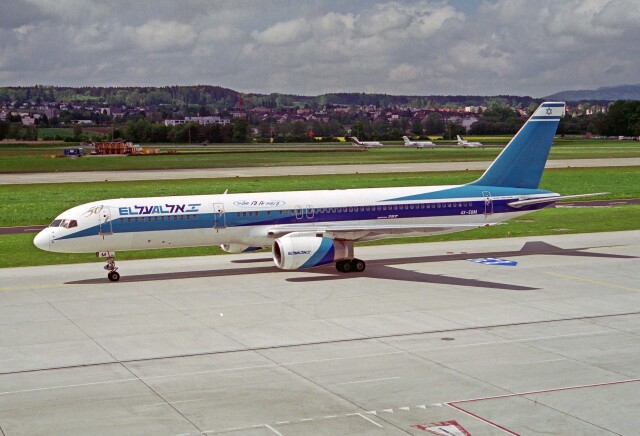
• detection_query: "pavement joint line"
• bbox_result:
[0,325,628,381]
[446,377,640,405]
[545,271,640,292]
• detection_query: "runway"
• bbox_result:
[1,231,639,435]
[1,157,639,184]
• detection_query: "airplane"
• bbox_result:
[456,135,483,148]
[403,136,435,148]
[34,102,605,282]
[349,137,384,147]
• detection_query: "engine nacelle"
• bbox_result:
[272,234,349,270]
[220,244,263,253]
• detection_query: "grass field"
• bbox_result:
[1,138,639,173]
[1,166,639,268]
[1,166,639,227]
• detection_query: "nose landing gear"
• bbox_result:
[98,252,120,282]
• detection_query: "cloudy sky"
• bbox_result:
[1,0,638,97]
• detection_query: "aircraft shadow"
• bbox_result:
[65,241,635,289]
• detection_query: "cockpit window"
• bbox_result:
[49,219,78,228]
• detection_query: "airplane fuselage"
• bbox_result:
[37,184,556,254]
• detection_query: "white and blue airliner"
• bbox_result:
[34,102,602,281]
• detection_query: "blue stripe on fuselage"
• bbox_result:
[382,185,553,202]
[54,190,553,242]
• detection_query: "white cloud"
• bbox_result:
[251,18,310,45]
[0,0,639,95]
[134,20,197,52]
[388,63,420,82]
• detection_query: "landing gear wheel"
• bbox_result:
[336,259,352,273]
[336,259,366,273]
[351,259,366,272]
[108,271,120,282]
[103,255,119,281]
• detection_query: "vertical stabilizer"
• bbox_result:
[470,102,565,189]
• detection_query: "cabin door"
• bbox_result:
[213,203,226,228]
[482,191,493,215]
[98,206,114,235]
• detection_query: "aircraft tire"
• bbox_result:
[336,260,352,273]
[351,259,366,272]
[108,271,120,282]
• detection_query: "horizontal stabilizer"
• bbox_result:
[508,192,608,208]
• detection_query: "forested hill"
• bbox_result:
[544,84,640,102]
[0,86,537,110]
[0,86,240,108]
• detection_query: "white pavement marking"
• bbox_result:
[264,424,284,435]
[353,413,384,428]
[337,376,400,385]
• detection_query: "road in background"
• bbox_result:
[1,157,639,185]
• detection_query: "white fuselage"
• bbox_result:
[35,184,554,254]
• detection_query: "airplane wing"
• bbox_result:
[267,222,497,241]
[508,192,608,208]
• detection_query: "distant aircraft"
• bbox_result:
[403,136,435,148]
[35,102,605,281]
[349,137,384,148]
[456,135,483,148]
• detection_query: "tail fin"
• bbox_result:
[457,135,464,142]
[402,136,410,144]
[350,137,361,145]
[470,102,565,189]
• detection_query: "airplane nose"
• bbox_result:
[33,230,50,251]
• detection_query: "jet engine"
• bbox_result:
[272,234,349,270]
[220,244,263,253]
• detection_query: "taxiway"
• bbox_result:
[1,157,639,184]
[0,231,639,435]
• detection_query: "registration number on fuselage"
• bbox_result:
[460,210,479,215]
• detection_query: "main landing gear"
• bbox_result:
[103,255,120,282]
[335,258,366,273]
